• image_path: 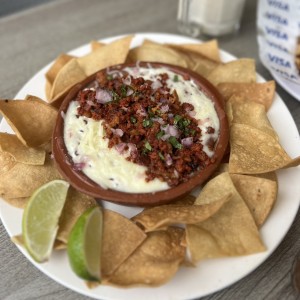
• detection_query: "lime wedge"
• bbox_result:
[67,206,103,282]
[22,180,70,263]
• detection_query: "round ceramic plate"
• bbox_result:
[1,33,300,300]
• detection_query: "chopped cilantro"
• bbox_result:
[111,90,120,102]
[158,152,165,161]
[144,141,152,151]
[147,107,155,118]
[143,119,153,128]
[173,75,179,82]
[130,116,137,124]
[120,85,127,97]
[168,136,183,149]
[156,130,165,139]
[173,115,191,130]
[174,115,182,125]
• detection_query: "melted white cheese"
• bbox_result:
[64,66,220,193]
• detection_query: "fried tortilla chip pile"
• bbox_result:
[1,35,300,288]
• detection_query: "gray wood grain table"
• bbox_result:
[1,0,300,299]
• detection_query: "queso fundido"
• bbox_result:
[63,63,220,193]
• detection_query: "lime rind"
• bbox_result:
[67,206,102,282]
[22,180,70,263]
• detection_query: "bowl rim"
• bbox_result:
[52,62,229,206]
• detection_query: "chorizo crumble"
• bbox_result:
[76,68,216,187]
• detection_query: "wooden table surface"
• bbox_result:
[1,0,300,299]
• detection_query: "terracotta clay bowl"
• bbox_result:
[52,62,229,206]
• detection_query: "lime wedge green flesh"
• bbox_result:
[22,180,70,263]
[67,206,103,282]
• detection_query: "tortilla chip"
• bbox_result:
[90,40,105,51]
[213,164,278,221]
[49,36,133,103]
[1,196,28,208]
[230,174,277,227]
[0,151,16,172]
[191,54,220,78]
[254,171,278,183]
[11,235,24,246]
[226,101,278,140]
[50,59,86,101]
[107,227,185,286]
[229,123,300,173]
[140,40,219,77]
[101,209,146,279]
[217,81,275,111]
[0,133,45,165]
[45,54,75,101]
[46,53,75,86]
[77,35,133,76]
[0,99,58,147]
[186,172,265,263]
[177,48,219,78]
[166,39,221,62]
[207,59,256,86]
[56,188,98,244]
[172,194,196,206]
[0,152,62,199]
[127,44,189,68]
[132,193,230,232]
[214,163,229,176]
[54,240,67,250]
[45,80,52,100]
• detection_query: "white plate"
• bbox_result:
[1,33,300,300]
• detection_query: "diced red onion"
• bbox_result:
[95,88,112,104]
[181,137,193,147]
[127,143,138,158]
[115,143,127,154]
[168,113,174,118]
[123,76,131,86]
[188,110,196,117]
[198,117,209,125]
[136,107,147,116]
[168,125,179,138]
[160,124,179,140]
[152,117,164,125]
[159,89,169,95]
[159,98,168,103]
[160,104,169,113]
[74,162,86,171]
[126,88,134,96]
[106,68,123,77]
[87,100,94,106]
[84,102,92,110]
[151,80,162,90]
[165,154,173,166]
[111,128,124,137]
